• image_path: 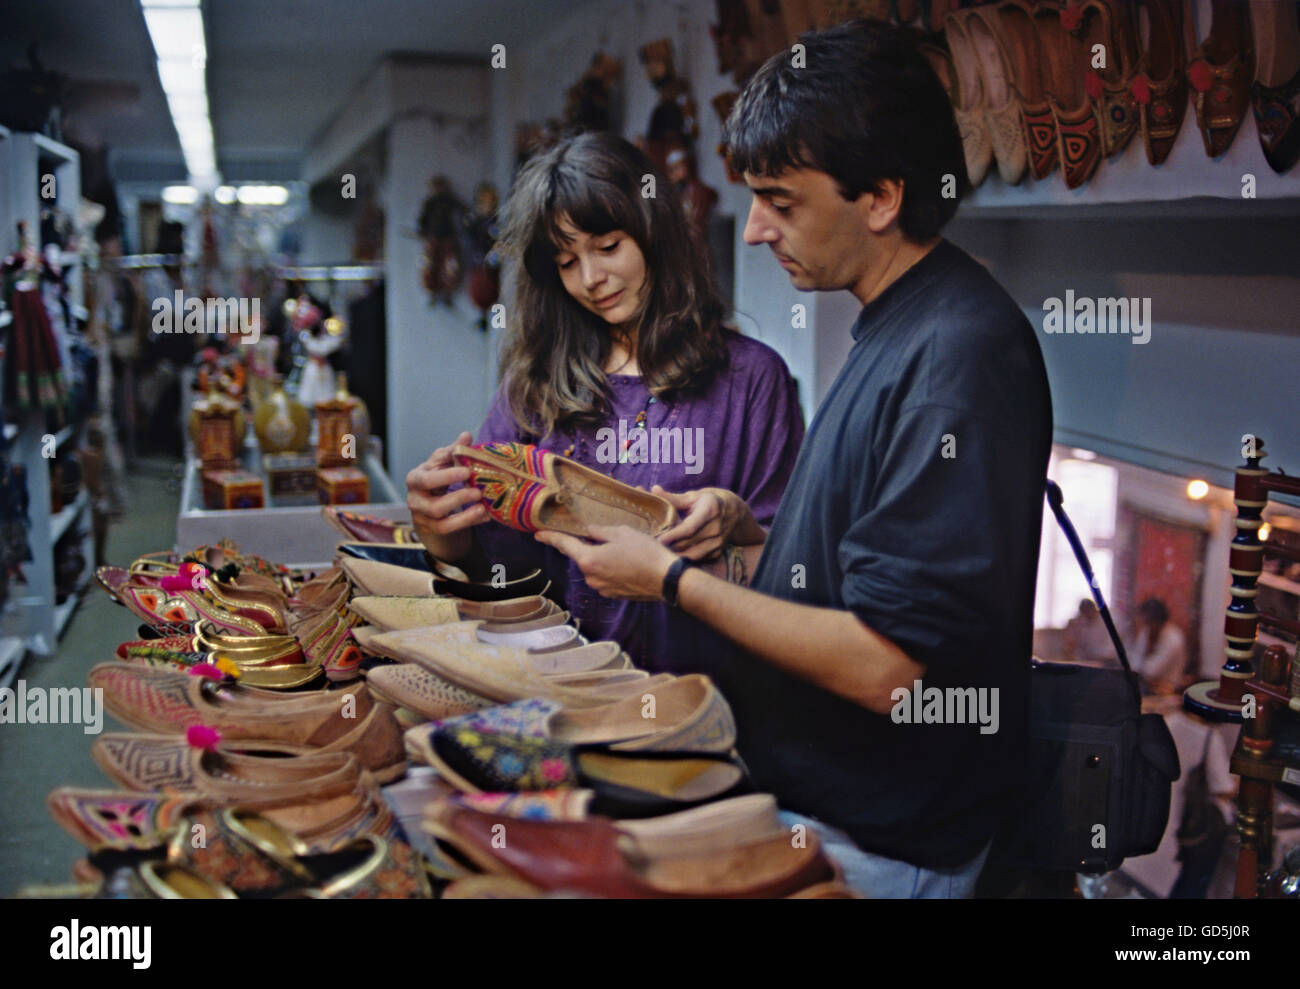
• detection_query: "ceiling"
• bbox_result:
[0,0,598,183]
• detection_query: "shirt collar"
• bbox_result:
[851,238,956,342]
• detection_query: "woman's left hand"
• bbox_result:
[535,526,677,601]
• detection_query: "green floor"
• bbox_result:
[0,457,185,895]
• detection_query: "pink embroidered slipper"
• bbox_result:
[453,442,677,539]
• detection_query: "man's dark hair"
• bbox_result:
[724,19,968,242]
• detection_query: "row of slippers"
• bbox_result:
[932,0,1300,190]
[342,555,858,896]
[64,537,855,896]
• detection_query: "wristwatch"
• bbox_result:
[661,556,697,608]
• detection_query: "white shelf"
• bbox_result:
[51,489,88,542]
[0,636,25,679]
[53,587,84,638]
[31,133,78,165]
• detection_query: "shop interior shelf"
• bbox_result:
[51,490,88,543]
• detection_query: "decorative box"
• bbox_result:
[315,374,368,467]
[189,391,245,471]
[317,467,369,505]
[263,452,318,497]
[202,469,266,511]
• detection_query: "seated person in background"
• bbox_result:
[1130,597,1188,695]
[406,131,804,672]
[1063,598,1115,663]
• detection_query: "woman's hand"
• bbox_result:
[652,486,766,561]
[405,431,489,561]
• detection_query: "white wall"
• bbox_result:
[384,110,494,481]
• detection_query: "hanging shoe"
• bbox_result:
[1131,0,1191,164]
[1250,0,1300,172]
[1071,0,1142,158]
[921,36,993,186]
[1033,1,1104,187]
[960,6,1030,184]
[996,0,1059,179]
[1187,0,1255,158]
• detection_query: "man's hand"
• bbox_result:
[653,486,766,560]
[405,431,488,560]
[535,525,678,601]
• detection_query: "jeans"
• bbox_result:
[779,811,992,899]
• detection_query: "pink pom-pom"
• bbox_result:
[1084,70,1103,101]
[188,663,225,681]
[186,724,222,750]
[1131,75,1151,105]
[1187,60,1212,93]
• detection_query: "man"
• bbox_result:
[536,20,1053,898]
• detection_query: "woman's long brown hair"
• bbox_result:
[495,131,730,439]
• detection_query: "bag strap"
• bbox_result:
[1045,479,1143,708]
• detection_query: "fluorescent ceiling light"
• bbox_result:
[142,7,205,61]
[214,186,236,204]
[162,185,198,204]
[236,185,290,206]
[142,0,218,186]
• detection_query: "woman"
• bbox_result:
[406,131,802,671]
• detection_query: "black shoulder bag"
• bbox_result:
[990,480,1181,874]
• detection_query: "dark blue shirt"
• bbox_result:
[720,239,1053,868]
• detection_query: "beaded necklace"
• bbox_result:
[562,394,658,469]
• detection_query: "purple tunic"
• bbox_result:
[473,332,804,672]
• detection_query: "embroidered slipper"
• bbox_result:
[366,662,497,721]
[167,809,432,898]
[90,735,359,802]
[48,774,396,854]
[964,6,1030,183]
[921,37,992,186]
[1250,0,1300,173]
[453,442,677,539]
[422,805,831,898]
[91,732,353,789]
[1132,0,1191,165]
[1188,0,1255,158]
[349,594,557,632]
[365,627,610,706]
[322,507,419,544]
[408,674,735,767]
[370,623,622,693]
[1034,1,1103,187]
[87,664,404,778]
[1071,0,1142,158]
[996,0,1059,179]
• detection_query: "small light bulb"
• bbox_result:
[1258,522,1272,542]
[1187,480,1209,500]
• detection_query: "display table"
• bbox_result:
[176,441,405,567]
